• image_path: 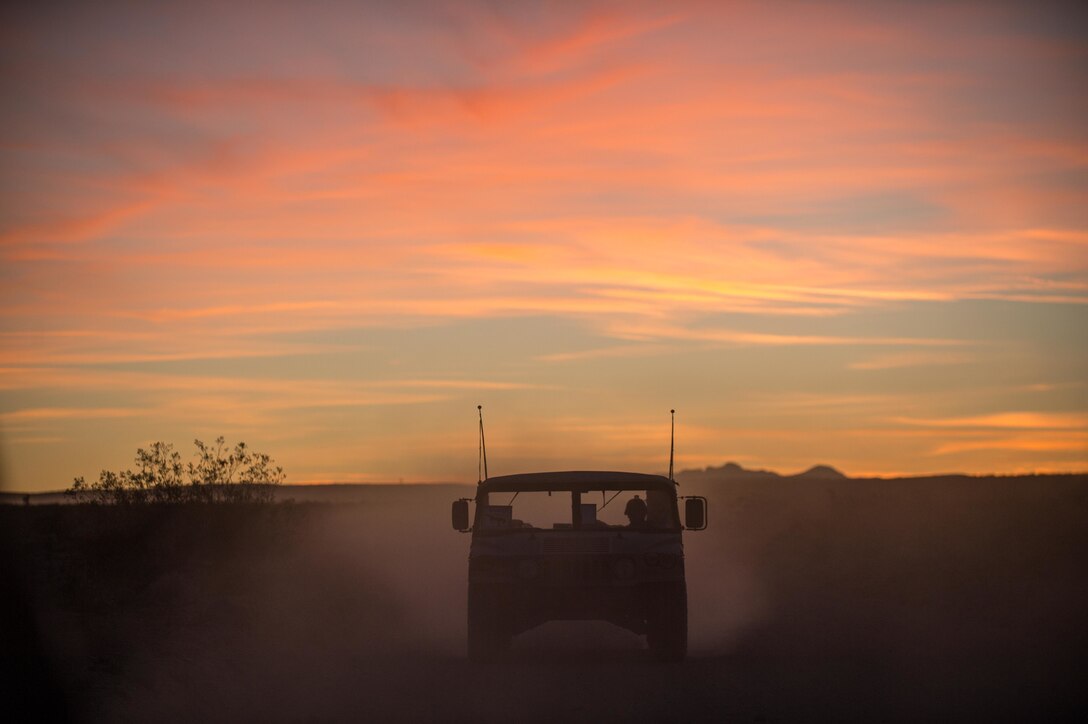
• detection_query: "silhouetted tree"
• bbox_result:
[67,437,285,504]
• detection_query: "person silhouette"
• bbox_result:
[624,495,648,528]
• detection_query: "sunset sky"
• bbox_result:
[2,1,1086,491]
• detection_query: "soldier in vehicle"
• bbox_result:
[624,494,648,528]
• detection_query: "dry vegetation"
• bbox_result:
[66,437,284,505]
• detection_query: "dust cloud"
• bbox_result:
[3,475,1087,722]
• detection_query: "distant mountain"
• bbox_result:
[792,465,847,480]
[677,462,847,483]
[677,462,780,483]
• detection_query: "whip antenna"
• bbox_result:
[478,405,488,482]
[668,409,676,482]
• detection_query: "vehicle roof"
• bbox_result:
[479,470,675,493]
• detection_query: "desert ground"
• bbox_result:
[3,472,1086,722]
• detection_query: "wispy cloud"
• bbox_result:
[849,351,975,370]
[606,321,969,348]
[931,433,1088,455]
[893,412,1088,430]
[0,407,145,422]
[536,344,673,363]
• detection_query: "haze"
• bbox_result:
[2,1,1086,491]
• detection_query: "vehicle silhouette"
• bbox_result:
[452,470,707,661]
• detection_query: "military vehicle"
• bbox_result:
[451,409,707,662]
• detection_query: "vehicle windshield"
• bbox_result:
[475,488,678,531]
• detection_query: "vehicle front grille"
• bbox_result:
[545,557,612,583]
[542,536,611,554]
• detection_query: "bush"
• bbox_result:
[67,437,285,504]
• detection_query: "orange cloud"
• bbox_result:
[604,321,968,347]
[894,413,1088,430]
[931,434,1088,455]
[0,407,144,422]
[849,351,975,370]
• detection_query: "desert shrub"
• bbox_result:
[67,437,285,504]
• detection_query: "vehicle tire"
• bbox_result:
[467,583,511,662]
[646,582,687,662]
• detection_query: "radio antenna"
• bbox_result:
[668,409,676,482]
[478,405,489,483]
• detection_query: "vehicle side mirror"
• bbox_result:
[684,497,707,530]
[452,499,470,531]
